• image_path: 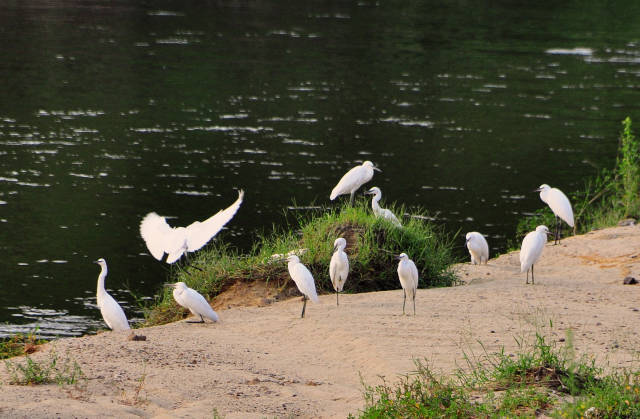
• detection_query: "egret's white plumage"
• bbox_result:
[520,225,550,284]
[140,190,244,263]
[535,184,574,244]
[397,253,419,315]
[94,258,130,331]
[165,282,220,323]
[287,255,319,318]
[366,187,401,227]
[329,237,349,305]
[330,161,380,205]
[465,232,489,265]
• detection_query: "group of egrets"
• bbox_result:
[465,184,575,284]
[93,158,575,331]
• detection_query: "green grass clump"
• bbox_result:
[355,332,640,418]
[144,199,459,326]
[514,117,640,246]
[4,351,84,385]
[0,330,46,359]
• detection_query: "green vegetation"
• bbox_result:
[354,332,640,418]
[0,329,46,359]
[144,200,459,326]
[4,351,84,385]
[515,117,640,245]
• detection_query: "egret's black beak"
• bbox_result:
[465,238,470,245]
[395,254,402,260]
[333,246,338,253]
[365,190,374,195]
[93,260,99,264]
[533,188,543,193]
[163,283,175,289]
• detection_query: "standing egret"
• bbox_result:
[365,187,401,227]
[330,161,381,206]
[164,282,220,323]
[140,190,244,263]
[329,237,349,305]
[535,184,574,245]
[520,225,550,285]
[286,255,319,318]
[94,258,130,331]
[465,232,489,265]
[396,253,419,315]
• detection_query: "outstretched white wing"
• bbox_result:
[140,212,173,261]
[186,190,244,252]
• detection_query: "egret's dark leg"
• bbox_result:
[531,264,535,285]
[336,290,339,306]
[553,216,560,245]
[526,269,529,285]
[349,191,355,206]
[413,291,416,316]
[301,295,307,318]
[187,314,205,323]
[402,289,406,315]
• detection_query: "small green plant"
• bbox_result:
[0,329,46,359]
[355,331,640,418]
[4,351,84,385]
[120,363,148,406]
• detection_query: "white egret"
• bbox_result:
[520,225,551,284]
[140,190,244,263]
[286,254,319,318]
[465,232,489,265]
[535,184,574,245]
[164,282,220,323]
[396,253,419,315]
[94,258,130,331]
[329,237,349,305]
[365,186,402,227]
[330,161,381,205]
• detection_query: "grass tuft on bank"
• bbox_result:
[515,117,640,244]
[144,200,459,326]
[354,332,640,418]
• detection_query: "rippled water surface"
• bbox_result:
[1,0,640,337]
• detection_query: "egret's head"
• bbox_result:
[366,186,381,196]
[333,237,347,252]
[164,282,187,291]
[286,254,300,264]
[534,184,550,193]
[465,232,473,244]
[396,252,409,261]
[94,258,107,267]
[536,225,550,234]
[362,160,381,172]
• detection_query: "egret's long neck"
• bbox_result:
[97,266,107,298]
[371,193,382,211]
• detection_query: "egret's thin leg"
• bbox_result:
[413,292,416,316]
[349,191,355,206]
[336,290,339,306]
[531,264,535,285]
[402,289,406,315]
[301,295,307,318]
[526,269,529,284]
[187,314,205,324]
[554,216,560,245]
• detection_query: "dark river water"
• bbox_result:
[1,0,640,337]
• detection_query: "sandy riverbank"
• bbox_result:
[1,224,639,418]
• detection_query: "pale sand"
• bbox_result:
[1,224,639,418]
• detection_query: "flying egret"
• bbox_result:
[94,258,130,331]
[365,186,402,227]
[396,253,419,315]
[465,232,489,265]
[535,184,574,245]
[140,190,244,263]
[286,255,319,318]
[330,161,381,206]
[520,225,551,285]
[164,282,220,323]
[329,237,349,305]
